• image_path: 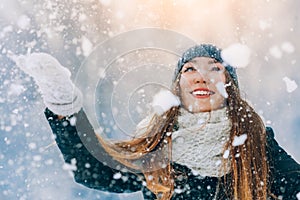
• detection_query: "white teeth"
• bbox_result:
[192,90,212,95]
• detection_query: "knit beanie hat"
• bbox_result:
[174,44,239,87]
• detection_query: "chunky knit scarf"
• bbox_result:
[172,107,232,177]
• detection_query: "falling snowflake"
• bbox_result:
[281,42,295,54]
[283,77,297,93]
[296,192,300,200]
[113,172,122,179]
[221,43,251,68]
[232,134,247,146]
[269,46,282,59]
[152,90,180,115]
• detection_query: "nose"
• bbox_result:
[193,71,207,84]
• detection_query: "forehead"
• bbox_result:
[188,57,217,64]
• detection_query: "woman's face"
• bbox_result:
[179,57,227,113]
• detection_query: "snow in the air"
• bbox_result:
[215,82,228,98]
[99,0,112,6]
[8,83,25,97]
[17,15,31,30]
[62,158,77,171]
[269,45,282,59]
[0,25,13,39]
[296,192,300,200]
[113,172,122,179]
[223,149,230,159]
[281,42,295,54]
[258,19,272,30]
[174,188,184,194]
[269,42,295,59]
[28,142,37,150]
[151,90,180,115]
[1,1,300,200]
[232,134,247,147]
[81,36,93,57]
[69,116,77,126]
[221,43,251,68]
[283,77,298,93]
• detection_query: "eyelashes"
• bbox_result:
[183,66,196,73]
[182,64,222,73]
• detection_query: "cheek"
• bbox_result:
[179,78,188,91]
[214,73,226,84]
[178,81,189,101]
[221,73,226,83]
[179,75,192,89]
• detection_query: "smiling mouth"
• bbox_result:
[191,89,215,98]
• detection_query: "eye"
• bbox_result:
[182,63,196,73]
[209,62,224,72]
[184,67,196,72]
[211,66,221,71]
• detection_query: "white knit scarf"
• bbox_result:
[172,107,232,177]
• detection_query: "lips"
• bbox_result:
[191,88,215,98]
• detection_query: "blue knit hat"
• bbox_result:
[174,44,239,87]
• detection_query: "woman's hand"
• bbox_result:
[13,53,83,116]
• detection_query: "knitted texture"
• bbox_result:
[15,53,83,116]
[172,107,231,177]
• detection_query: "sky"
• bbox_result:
[1,0,300,199]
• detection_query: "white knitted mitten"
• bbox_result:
[14,53,83,116]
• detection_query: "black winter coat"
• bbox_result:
[45,108,300,199]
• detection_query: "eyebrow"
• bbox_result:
[189,59,218,64]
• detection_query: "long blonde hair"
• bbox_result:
[223,71,269,200]
[97,70,269,200]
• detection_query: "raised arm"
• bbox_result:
[14,53,155,198]
[45,107,147,193]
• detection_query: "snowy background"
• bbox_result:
[1,0,300,199]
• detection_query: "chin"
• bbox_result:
[183,106,212,113]
[188,105,225,113]
[193,108,212,113]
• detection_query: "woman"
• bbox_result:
[16,44,300,199]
